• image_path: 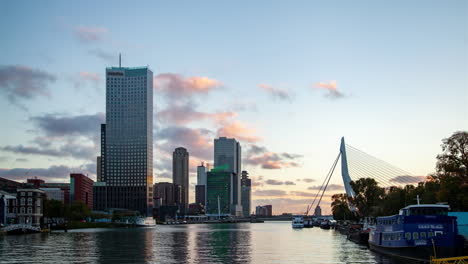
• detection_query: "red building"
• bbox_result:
[70,174,94,209]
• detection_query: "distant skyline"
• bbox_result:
[0,1,467,214]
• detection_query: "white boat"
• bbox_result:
[135,217,156,227]
[292,215,304,228]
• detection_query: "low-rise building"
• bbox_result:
[14,189,45,226]
[40,188,64,202]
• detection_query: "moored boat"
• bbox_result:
[369,203,464,262]
[292,215,304,228]
[135,217,156,227]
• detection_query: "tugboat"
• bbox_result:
[369,198,464,262]
[292,215,304,228]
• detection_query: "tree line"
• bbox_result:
[332,131,468,220]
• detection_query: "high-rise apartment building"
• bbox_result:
[173,147,189,213]
[213,137,242,215]
[240,171,251,217]
[103,66,153,215]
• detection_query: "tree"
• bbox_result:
[434,131,468,211]
[349,178,385,217]
[436,131,468,184]
[331,193,355,220]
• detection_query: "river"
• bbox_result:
[0,222,402,264]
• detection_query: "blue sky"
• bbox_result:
[0,0,467,214]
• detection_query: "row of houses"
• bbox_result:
[0,174,93,228]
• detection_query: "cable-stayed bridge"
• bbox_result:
[306,137,426,215]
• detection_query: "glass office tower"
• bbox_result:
[104,66,153,215]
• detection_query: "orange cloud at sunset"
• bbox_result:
[154,73,222,98]
[217,120,261,143]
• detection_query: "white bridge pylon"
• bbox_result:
[340,137,357,213]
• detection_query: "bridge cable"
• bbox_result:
[305,152,341,215]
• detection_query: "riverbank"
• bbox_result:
[52,221,132,230]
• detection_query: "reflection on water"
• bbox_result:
[0,222,400,264]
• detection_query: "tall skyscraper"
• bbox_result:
[240,170,251,217]
[173,147,189,213]
[103,66,153,215]
[195,163,208,205]
[213,137,242,215]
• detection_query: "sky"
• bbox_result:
[0,0,467,215]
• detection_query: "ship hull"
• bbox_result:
[369,241,458,262]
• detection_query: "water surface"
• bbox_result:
[0,222,400,264]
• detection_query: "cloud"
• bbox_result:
[30,112,104,138]
[88,49,115,63]
[302,178,316,183]
[154,73,222,99]
[307,184,344,191]
[0,164,95,182]
[389,175,427,184]
[156,126,214,161]
[74,26,108,43]
[244,145,302,170]
[314,80,344,98]
[70,72,101,89]
[265,179,284,185]
[0,141,97,161]
[79,72,100,82]
[258,83,292,101]
[158,102,237,125]
[253,189,287,197]
[217,121,261,143]
[1,112,104,163]
[289,191,327,198]
[265,179,296,186]
[157,171,172,179]
[0,65,56,105]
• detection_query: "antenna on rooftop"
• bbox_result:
[119,53,121,67]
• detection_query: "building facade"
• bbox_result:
[256,205,272,217]
[70,173,94,209]
[40,188,64,202]
[195,163,208,206]
[213,137,242,215]
[99,123,106,182]
[206,171,234,216]
[103,66,153,215]
[173,147,189,212]
[314,205,322,217]
[195,185,205,206]
[15,189,45,226]
[153,182,182,207]
[240,171,251,217]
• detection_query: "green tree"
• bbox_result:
[44,199,66,219]
[434,131,468,211]
[436,131,468,184]
[349,178,385,217]
[68,201,91,221]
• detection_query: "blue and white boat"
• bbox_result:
[369,202,464,262]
